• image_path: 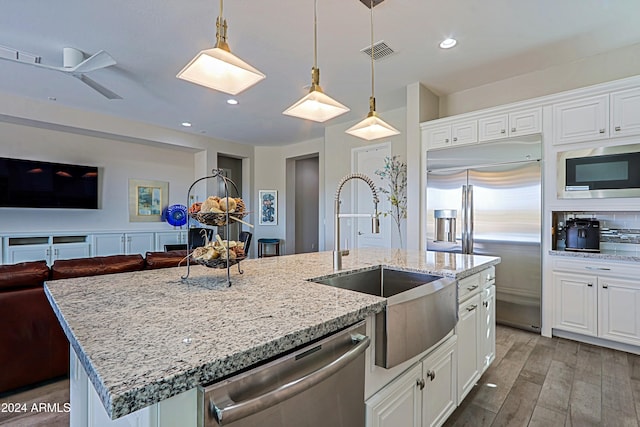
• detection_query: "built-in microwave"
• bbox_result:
[557,143,640,199]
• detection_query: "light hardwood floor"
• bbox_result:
[445,325,640,427]
[2,325,640,426]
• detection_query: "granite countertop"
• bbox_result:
[44,248,500,419]
[549,249,640,262]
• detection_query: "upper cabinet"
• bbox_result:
[553,88,640,145]
[478,107,541,142]
[423,120,477,150]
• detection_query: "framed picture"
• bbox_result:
[128,179,169,222]
[259,190,277,225]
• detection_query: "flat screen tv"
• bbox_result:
[0,157,99,209]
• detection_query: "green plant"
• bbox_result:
[375,155,407,247]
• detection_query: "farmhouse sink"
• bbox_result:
[312,267,458,368]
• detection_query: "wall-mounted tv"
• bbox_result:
[0,157,99,209]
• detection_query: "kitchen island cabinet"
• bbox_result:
[45,249,499,426]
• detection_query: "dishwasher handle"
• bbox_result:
[210,334,370,426]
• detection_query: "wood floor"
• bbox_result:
[2,325,640,426]
[445,325,640,427]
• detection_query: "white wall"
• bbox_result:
[439,42,640,117]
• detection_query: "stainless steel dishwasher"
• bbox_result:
[199,321,370,427]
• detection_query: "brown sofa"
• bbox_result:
[0,250,187,394]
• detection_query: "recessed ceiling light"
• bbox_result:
[439,38,457,49]
[181,122,192,127]
[227,99,239,105]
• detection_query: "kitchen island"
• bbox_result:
[45,248,500,426]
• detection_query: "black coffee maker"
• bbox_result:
[565,219,600,252]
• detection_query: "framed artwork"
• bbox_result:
[128,179,169,222]
[259,190,277,225]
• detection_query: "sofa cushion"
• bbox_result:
[145,250,188,270]
[50,254,145,280]
[0,260,50,291]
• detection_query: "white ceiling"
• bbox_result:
[1,0,640,147]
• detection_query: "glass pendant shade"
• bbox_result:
[177,46,265,95]
[283,74,350,122]
[346,97,399,140]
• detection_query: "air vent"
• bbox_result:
[361,41,395,61]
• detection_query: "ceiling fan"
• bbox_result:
[0,46,122,99]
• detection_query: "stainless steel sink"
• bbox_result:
[312,267,458,369]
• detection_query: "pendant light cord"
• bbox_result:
[313,0,318,69]
[370,0,375,100]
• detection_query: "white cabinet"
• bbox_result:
[480,285,496,373]
[553,259,640,347]
[423,120,477,150]
[478,108,541,142]
[155,231,187,251]
[553,88,640,145]
[366,336,457,427]
[367,363,422,427]
[598,277,640,345]
[3,236,90,265]
[552,95,609,144]
[553,272,597,336]
[92,233,155,257]
[456,295,480,403]
[611,87,640,138]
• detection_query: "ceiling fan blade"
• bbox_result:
[75,74,122,99]
[70,50,116,73]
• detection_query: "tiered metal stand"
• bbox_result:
[181,169,246,286]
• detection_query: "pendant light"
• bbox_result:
[283,0,350,122]
[177,0,265,95]
[345,0,400,140]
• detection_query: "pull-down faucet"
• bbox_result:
[333,173,380,270]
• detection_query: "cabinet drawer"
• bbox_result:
[480,266,496,288]
[552,258,640,278]
[458,273,481,302]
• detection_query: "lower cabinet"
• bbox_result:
[456,295,480,403]
[3,236,90,265]
[366,336,457,427]
[480,285,496,372]
[92,233,155,257]
[553,259,640,347]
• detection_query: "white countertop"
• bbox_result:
[44,248,500,419]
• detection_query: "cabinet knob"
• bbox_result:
[445,138,449,143]
[599,128,606,134]
[426,370,436,381]
[501,129,506,134]
[453,137,458,142]
[416,378,425,390]
[615,126,621,132]
[483,301,489,307]
[511,127,516,133]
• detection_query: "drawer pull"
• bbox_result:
[599,128,606,134]
[467,285,479,291]
[587,283,593,287]
[585,266,611,271]
[615,126,621,131]
[485,276,494,282]
[467,304,478,312]
[602,283,609,289]
[501,129,506,134]
[453,137,458,142]
[511,127,516,133]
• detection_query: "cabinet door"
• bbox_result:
[553,272,597,336]
[611,87,640,138]
[456,295,480,403]
[451,120,477,146]
[6,244,50,265]
[599,277,640,345]
[92,234,125,257]
[509,108,541,136]
[422,337,457,427]
[478,114,508,141]
[366,363,422,427]
[424,125,452,150]
[552,95,609,144]
[480,285,496,374]
[155,231,183,251]
[126,233,155,255]
[53,243,91,262]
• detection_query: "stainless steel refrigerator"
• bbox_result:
[426,138,542,332]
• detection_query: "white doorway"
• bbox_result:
[352,143,392,249]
